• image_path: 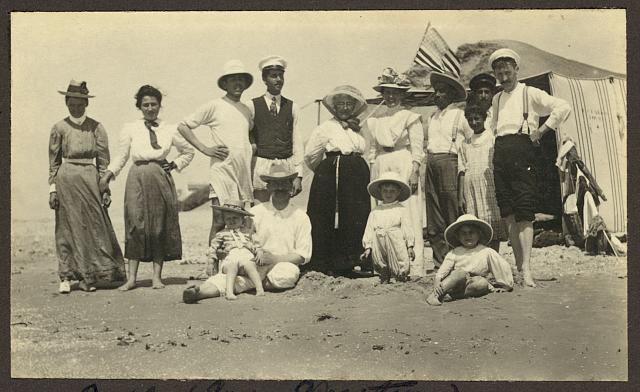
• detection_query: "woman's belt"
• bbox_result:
[134,159,169,166]
[63,157,95,165]
[325,151,362,157]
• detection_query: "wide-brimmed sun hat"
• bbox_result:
[488,48,521,68]
[469,73,497,91]
[322,85,367,119]
[444,214,493,248]
[258,55,287,71]
[367,171,411,202]
[373,67,413,93]
[212,199,254,217]
[217,59,253,90]
[430,72,467,102]
[259,163,298,183]
[58,80,95,98]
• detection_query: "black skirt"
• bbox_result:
[306,153,370,273]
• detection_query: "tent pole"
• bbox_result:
[317,100,321,126]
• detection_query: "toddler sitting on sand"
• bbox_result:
[426,214,514,306]
[207,200,264,300]
[360,172,415,283]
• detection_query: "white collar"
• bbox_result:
[265,92,281,102]
[69,114,86,125]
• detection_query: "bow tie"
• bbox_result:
[144,120,162,150]
[145,120,159,128]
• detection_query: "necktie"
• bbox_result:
[269,96,277,117]
[144,120,162,150]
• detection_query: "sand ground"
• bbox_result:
[10,210,628,380]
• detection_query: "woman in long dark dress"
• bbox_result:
[101,85,194,290]
[49,80,126,293]
[304,85,371,276]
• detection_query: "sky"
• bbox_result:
[10,9,626,220]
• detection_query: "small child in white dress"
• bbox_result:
[360,171,415,283]
[425,214,514,306]
[207,200,264,300]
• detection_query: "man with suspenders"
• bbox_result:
[489,48,571,287]
[249,55,303,203]
[425,72,468,269]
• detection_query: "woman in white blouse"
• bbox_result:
[304,85,371,276]
[366,68,426,277]
[101,85,195,290]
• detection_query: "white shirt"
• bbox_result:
[108,118,195,177]
[248,92,303,176]
[491,82,571,137]
[250,201,312,263]
[426,103,466,154]
[68,114,87,125]
[304,118,367,171]
[436,244,514,289]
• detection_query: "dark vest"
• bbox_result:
[251,96,294,159]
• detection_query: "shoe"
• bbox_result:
[59,281,71,294]
[78,281,96,292]
[425,291,443,306]
[182,285,200,304]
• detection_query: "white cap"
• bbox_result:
[258,55,287,71]
[489,48,521,68]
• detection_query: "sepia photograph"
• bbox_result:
[9,9,628,383]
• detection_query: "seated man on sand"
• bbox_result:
[182,164,312,303]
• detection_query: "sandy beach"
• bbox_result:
[10,209,627,381]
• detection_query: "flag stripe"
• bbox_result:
[416,48,444,72]
[412,25,460,77]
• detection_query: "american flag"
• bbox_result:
[413,23,461,78]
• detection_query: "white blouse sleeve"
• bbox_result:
[171,129,196,172]
[406,113,424,165]
[304,123,329,172]
[107,124,132,178]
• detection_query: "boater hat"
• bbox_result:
[430,72,467,102]
[373,67,412,93]
[469,73,497,91]
[259,163,298,183]
[488,48,521,68]
[217,59,253,90]
[322,85,368,119]
[367,171,411,202]
[258,55,287,71]
[212,199,254,216]
[58,80,95,98]
[444,214,493,248]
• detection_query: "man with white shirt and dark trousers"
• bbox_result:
[249,55,303,202]
[489,48,571,287]
[425,72,468,269]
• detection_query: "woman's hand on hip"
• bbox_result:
[49,192,59,210]
[202,145,229,160]
[162,161,177,173]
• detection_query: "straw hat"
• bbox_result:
[430,72,467,102]
[212,200,253,216]
[488,48,521,68]
[258,55,287,71]
[367,171,411,202]
[58,80,95,98]
[469,73,497,91]
[373,67,412,92]
[217,60,253,90]
[321,85,367,119]
[444,214,493,248]
[259,163,298,183]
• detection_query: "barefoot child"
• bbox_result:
[425,214,514,306]
[457,101,507,252]
[361,172,415,283]
[208,200,264,300]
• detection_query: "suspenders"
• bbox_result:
[494,85,530,134]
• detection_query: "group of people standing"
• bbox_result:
[48,48,571,303]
